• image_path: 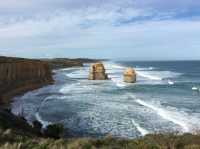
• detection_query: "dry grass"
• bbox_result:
[1,128,200,149]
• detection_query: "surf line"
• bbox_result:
[35,96,53,128]
[136,71,162,81]
[131,119,149,136]
[35,112,51,128]
[135,99,189,132]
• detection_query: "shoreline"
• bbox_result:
[1,80,54,110]
[0,56,100,108]
[1,57,200,148]
[0,56,100,137]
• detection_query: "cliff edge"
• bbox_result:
[0,56,54,104]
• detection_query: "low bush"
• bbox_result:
[43,124,64,139]
[1,127,200,149]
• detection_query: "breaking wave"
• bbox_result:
[35,112,51,128]
[135,99,200,133]
[11,60,199,138]
[136,70,181,81]
[136,71,162,81]
[131,119,149,136]
[104,62,181,86]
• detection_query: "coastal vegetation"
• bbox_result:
[1,126,200,149]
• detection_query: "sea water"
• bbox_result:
[11,61,200,138]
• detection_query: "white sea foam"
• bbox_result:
[131,119,149,136]
[63,61,181,87]
[35,112,51,128]
[135,99,190,132]
[135,67,154,71]
[66,69,88,79]
[111,77,126,87]
[104,62,181,86]
[59,67,81,71]
[59,83,78,93]
[59,82,97,94]
[104,62,125,70]
[136,70,182,82]
[168,80,174,85]
[136,71,162,81]
[149,67,154,70]
[103,63,127,88]
[192,86,199,91]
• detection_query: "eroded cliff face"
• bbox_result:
[0,57,53,104]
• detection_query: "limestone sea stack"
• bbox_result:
[123,68,136,83]
[88,63,108,80]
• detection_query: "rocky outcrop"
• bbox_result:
[0,56,104,140]
[88,63,108,80]
[0,109,41,135]
[123,68,136,83]
[0,56,53,104]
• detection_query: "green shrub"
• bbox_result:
[1,127,200,149]
[43,124,64,139]
[32,120,42,132]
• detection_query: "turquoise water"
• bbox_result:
[12,61,200,138]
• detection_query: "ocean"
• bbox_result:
[11,61,200,138]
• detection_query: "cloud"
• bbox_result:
[0,0,200,59]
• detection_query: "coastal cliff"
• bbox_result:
[0,56,101,104]
[0,56,53,104]
[0,56,101,141]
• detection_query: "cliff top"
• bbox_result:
[0,56,42,64]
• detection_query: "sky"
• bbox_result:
[0,0,200,60]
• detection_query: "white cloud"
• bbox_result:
[0,0,200,59]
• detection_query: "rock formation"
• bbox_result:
[88,63,108,80]
[123,68,136,83]
[0,56,53,104]
[0,56,103,141]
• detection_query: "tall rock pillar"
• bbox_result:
[88,63,108,80]
[123,68,136,83]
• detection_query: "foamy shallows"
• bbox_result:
[136,70,181,81]
[65,68,88,79]
[11,61,200,138]
[135,99,200,133]
[192,86,200,92]
[168,80,174,85]
[104,62,128,88]
[131,119,149,136]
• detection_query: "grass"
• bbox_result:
[1,128,200,149]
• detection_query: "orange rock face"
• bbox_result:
[88,63,108,80]
[123,68,136,83]
[0,57,53,104]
